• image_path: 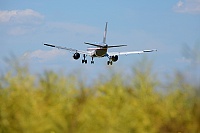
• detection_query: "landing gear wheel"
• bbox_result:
[107,61,112,65]
[91,57,94,64]
[82,59,87,64]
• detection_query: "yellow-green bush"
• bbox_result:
[0,59,199,133]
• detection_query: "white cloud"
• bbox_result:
[0,9,44,35]
[23,49,67,62]
[177,0,184,7]
[174,0,200,14]
[8,27,28,35]
[0,9,44,24]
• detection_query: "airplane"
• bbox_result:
[44,22,157,65]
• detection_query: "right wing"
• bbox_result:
[44,43,92,56]
[108,49,157,56]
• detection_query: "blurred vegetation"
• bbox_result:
[0,57,200,133]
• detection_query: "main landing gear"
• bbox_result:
[82,55,94,64]
[82,54,87,64]
[107,61,112,65]
[107,57,113,65]
[91,57,94,64]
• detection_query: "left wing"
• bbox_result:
[44,43,92,56]
[107,49,157,56]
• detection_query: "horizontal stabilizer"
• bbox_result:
[107,45,127,48]
[85,42,127,48]
[84,42,104,47]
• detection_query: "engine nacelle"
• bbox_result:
[73,53,80,60]
[111,55,118,62]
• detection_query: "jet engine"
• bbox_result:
[111,55,118,62]
[73,53,80,60]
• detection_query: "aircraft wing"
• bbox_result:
[107,49,157,56]
[44,43,92,55]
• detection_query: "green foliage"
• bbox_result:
[0,58,199,133]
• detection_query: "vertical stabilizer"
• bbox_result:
[103,22,108,44]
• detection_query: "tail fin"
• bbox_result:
[103,22,108,44]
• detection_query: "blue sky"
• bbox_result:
[0,0,200,82]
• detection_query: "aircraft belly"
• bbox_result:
[95,49,107,57]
